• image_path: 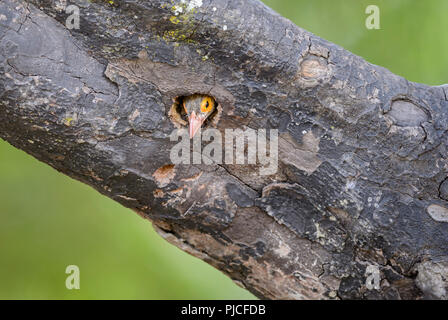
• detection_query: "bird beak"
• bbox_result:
[189,111,203,139]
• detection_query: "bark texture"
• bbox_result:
[1,0,448,299]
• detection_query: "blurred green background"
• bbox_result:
[0,0,447,299]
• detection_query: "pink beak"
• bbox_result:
[189,111,203,139]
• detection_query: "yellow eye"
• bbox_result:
[200,97,214,113]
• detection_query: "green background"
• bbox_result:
[0,0,447,299]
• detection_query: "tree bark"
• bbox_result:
[1,0,448,300]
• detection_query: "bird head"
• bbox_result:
[182,94,216,139]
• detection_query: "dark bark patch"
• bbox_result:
[225,183,254,208]
[438,178,448,201]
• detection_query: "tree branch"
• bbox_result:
[1,0,448,299]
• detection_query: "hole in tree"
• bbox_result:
[169,94,220,129]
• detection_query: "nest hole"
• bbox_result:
[169,94,221,129]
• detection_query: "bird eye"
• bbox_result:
[200,97,213,113]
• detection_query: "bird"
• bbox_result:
[182,94,216,138]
